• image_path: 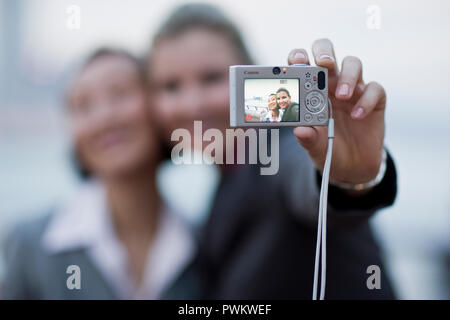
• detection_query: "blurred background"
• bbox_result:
[0,0,449,299]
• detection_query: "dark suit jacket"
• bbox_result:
[281,103,299,122]
[198,128,397,299]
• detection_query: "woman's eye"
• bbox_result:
[109,85,131,101]
[72,97,92,116]
[201,71,225,86]
[163,80,179,93]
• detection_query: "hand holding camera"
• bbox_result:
[230,38,386,187]
[290,39,386,187]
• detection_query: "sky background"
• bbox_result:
[0,0,449,299]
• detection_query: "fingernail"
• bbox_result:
[352,107,364,119]
[337,83,349,96]
[294,52,306,60]
[319,54,334,61]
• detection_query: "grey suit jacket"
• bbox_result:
[1,213,201,299]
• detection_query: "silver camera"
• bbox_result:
[230,65,328,127]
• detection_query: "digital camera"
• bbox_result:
[230,65,328,127]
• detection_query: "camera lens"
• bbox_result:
[272,67,281,75]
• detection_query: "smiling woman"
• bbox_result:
[144,2,399,300]
[1,48,181,299]
[67,48,155,178]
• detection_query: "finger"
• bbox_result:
[287,48,310,65]
[351,81,386,120]
[335,56,363,101]
[293,126,328,168]
[312,38,338,76]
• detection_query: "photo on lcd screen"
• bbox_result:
[244,78,300,122]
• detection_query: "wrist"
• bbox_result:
[330,148,387,192]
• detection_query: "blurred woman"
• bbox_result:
[262,93,283,122]
[2,48,198,299]
[146,3,398,299]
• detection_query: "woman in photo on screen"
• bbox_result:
[262,93,283,122]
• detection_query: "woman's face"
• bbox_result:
[148,28,243,145]
[277,90,291,109]
[268,95,277,109]
[68,55,157,178]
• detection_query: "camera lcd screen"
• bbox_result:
[244,78,300,123]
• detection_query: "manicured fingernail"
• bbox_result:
[352,107,364,119]
[337,83,349,96]
[294,52,306,60]
[319,54,334,61]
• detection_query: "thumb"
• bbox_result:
[293,126,329,169]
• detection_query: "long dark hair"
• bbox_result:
[149,3,254,65]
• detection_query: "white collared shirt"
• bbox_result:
[262,109,284,122]
[41,180,196,299]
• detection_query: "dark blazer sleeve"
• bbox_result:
[200,129,398,299]
[318,150,397,213]
[276,128,397,224]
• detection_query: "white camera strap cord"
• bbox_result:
[312,99,334,300]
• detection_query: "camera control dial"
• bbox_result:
[305,91,325,114]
